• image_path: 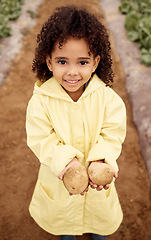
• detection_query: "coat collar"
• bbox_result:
[33,74,106,102]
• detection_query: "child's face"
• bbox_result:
[46,37,100,101]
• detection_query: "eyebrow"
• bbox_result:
[55,57,68,60]
[78,57,91,60]
[54,57,91,60]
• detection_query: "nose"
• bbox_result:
[67,64,78,76]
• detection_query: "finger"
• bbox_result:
[96,185,103,191]
[58,170,65,180]
[80,192,85,195]
[89,181,94,188]
[80,185,89,195]
[58,173,63,180]
[104,184,110,190]
[114,171,118,178]
[85,186,89,192]
[82,187,89,193]
[89,181,93,186]
[89,181,95,188]
[89,181,98,188]
[90,184,98,189]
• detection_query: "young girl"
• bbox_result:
[26,5,126,240]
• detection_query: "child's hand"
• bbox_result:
[88,160,118,191]
[58,157,81,180]
[58,158,89,196]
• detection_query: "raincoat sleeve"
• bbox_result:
[26,95,84,175]
[86,88,126,172]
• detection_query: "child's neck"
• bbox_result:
[66,86,84,102]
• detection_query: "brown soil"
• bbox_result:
[0,0,151,239]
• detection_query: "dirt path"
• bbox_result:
[0,0,151,239]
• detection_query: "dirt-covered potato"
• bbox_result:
[63,164,89,194]
[88,162,114,186]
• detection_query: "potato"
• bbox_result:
[88,162,114,186]
[63,164,89,194]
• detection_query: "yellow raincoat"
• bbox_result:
[26,74,126,236]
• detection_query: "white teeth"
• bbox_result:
[66,80,78,83]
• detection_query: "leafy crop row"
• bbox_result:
[0,0,24,38]
[119,0,151,66]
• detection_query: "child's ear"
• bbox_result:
[92,55,100,73]
[46,56,52,71]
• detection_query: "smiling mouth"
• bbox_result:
[64,79,80,85]
[65,79,80,83]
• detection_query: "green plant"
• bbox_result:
[0,0,24,38]
[140,48,151,66]
[0,15,11,38]
[119,0,151,66]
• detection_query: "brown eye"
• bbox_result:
[58,60,66,65]
[79,61,88,65]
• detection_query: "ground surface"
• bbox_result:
[0,0,151,240]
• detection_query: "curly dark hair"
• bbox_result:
[32,5,114,86]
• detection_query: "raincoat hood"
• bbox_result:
[33,74,106,102]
